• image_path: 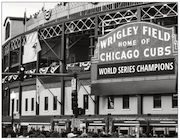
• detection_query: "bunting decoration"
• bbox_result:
[2,76,8,83]
[39,67,49,74]
[79,61,91,71]
[2,61,91,83]
[4,67,9,72]
[66,61,91,71]
[50,65,59,73]
[25,69,36,78]
[12,75,18,80]
[8,75,13,82]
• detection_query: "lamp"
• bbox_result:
[11,91,16,128]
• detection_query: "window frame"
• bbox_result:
[16,99,18,112]
[31,98,34,111]
[172,94,178,108]
[44,97,48,111]
[53,96,57,110]
[123,95,129,109]
[83,95,89,110]
[153,95,161,108]
[25,98,28,111]
[5,22,10,40]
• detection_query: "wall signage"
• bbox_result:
[92,22,177,63]
[97,58,175,79]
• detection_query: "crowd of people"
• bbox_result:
[2,126,177,138]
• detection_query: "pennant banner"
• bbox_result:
[12,75,18,80]
[50,65,59,73]
[2,76,8,83]
[2,61,91,83]
[39,67,49,74]
[8,75,13,81]
[66,61,91,71]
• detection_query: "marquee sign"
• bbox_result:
[91,22,177,95]
[92,22,177,63]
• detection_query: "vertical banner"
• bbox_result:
[22,31,41,64]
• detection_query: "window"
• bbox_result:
[123,96,129,109]
[3,56,8,70]
[16,100,18,112]
[108,96,114,109]
[83,95,89,109]
[153,95,161,108]
[25,98,28,111]
[69,54,76,63]
[44,97,48,110]
[5,22,10,40]
[11,51,19,65]
[172,94,178,108]
[31,98,34,111]
[53,96,57,110]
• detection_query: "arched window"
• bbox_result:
[5,22,10,40]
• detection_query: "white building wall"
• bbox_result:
[21,90,36,116]
[18,84,94,116]
[99,96,137,115]
[9,89,19,116]
[143,95,178,114]
[39,88,61,116]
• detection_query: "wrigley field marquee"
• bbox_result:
[92,22,177,79]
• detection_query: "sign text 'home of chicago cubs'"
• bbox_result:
[93,22,176,63]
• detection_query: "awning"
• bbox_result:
[91,78,176,95]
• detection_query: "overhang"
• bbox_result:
[91,78,176,95]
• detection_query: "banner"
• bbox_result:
[22,32,41,64]
[97,58,175,79]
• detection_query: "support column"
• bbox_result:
[85,120,89,133]
[11,99,14,127]
[137,5,141,22]
[108,115,113,133]
[36,46,41,115]
[94,96,99,115]
[137,94,142,115]
[135,125,140,138]
[7,88,10,116]
[19,37,23,116]
[94,14,99,115]
[61,23,66,115]
[7,46,11,117]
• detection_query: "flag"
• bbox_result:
[22,31,41,64]
[23,10,27,25]
[36,77,45,104]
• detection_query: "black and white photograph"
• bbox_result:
[1,1,178,138]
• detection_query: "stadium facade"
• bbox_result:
[2,2,178,137]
